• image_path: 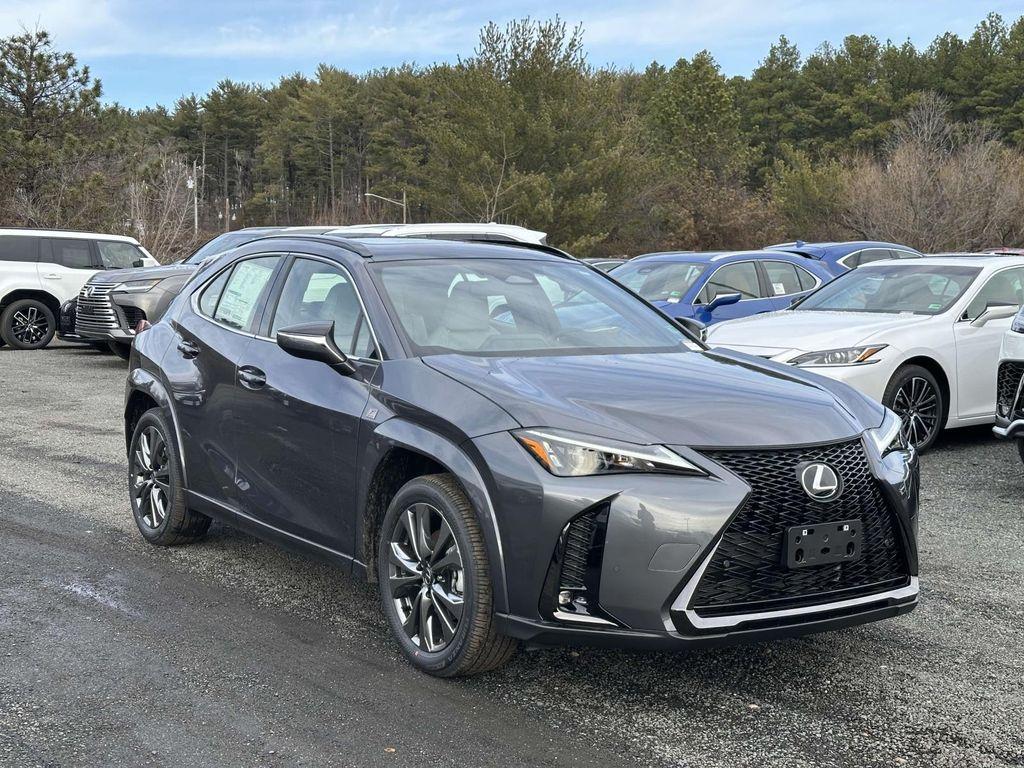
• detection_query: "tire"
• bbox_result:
[0,299,56,350]
[128,408,211,546]
[108,341,131,360]
[883,364,944,453]
[377,473,517,677]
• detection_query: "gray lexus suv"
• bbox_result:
[123,234,920,676]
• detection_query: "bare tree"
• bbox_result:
[126,142,198,261]
[843,93,1024,251]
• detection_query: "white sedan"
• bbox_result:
[706,256,1024,450]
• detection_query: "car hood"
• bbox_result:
[707,310,930,353]
[423,351,882,448]
[88,263,196,285]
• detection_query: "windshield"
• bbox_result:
[611,261,706,303]
[371,258,691,357]
[796,264,981,315]
[184,232,268,265]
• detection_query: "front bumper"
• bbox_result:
[473,431,919,648]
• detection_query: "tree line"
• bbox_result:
[2,13,1024,260]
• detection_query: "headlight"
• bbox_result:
[790,345,887,367]
[867,409,906,456]
[1012,306,1024,333]
[513,428,705,477]
[112,279,161,293]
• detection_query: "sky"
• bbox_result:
[0,0,1020,109]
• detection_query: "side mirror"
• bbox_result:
[675,316,707,343]
[705,292,742,312]
[276,321,359,376]
[132,259,145,268]
[970,303,1018,327]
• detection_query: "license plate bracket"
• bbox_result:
[785,520,863,569]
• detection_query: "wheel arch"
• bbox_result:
[896,355,952,425]
[358,419,509,613]
[0,289,62,316]
[124,368,187,482]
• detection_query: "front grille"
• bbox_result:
[996,362,1024,419]
[690,440,909,617]
[76,283,122,333]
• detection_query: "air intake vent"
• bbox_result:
[540,502,617,626]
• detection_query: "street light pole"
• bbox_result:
[363,190,408,224]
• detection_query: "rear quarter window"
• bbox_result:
[0,236,40,262]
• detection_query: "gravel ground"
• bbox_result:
[1,341,1022,768]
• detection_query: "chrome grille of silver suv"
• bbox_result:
[76,282,121,334]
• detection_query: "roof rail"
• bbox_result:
[256,232,376,258]
[462,238,575,260]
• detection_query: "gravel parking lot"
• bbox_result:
[1,342,1022,768]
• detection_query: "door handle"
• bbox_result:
[238,365,267,390]
[176,339,200,359]
[42,273,62,279]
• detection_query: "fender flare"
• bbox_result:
[360,418,509,614]
[125,368,188,485]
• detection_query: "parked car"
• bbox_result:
[124,233,919,676]
[0,229,158,350]
[582,257,628,272]
[991,304,1024,460]
[707,256,1024,451]
[767,240,922,276]
[610,250,833,325]
[75,227,284,357]
[326,222,548,244]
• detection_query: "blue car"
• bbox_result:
[611,251,834,325]
[766,240,922,276]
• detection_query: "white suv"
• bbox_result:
[0,229,158,350]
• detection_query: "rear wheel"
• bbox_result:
[377,474,517,677]
[128,409,210,545]
[883,365,944,452]
[1,299,55,349]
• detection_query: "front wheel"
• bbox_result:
[377,474,517,677]
[883,364,944,452]
[128,408,210,545]
[1,299,55,349]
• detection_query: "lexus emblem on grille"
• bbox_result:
[796,461,842,502]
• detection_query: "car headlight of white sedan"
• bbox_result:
[789,345,887,367]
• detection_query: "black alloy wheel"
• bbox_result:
[131,425,172,530]
[1,299,56,350]
[128,409,211,545]
[377,474,517,677]
[884,365,943,452]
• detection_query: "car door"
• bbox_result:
[0,236,43,299]
[231,255,377,551]
[694,261,771,323]
[162,254,284,506]
[953,266,1024,419]
[41,238,100,303]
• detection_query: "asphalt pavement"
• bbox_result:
[1,342,1021,768]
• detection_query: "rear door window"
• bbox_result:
[48,239,95,269]
[0,236,39,262]
[763,261,802,296]
[795,265,819,291]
